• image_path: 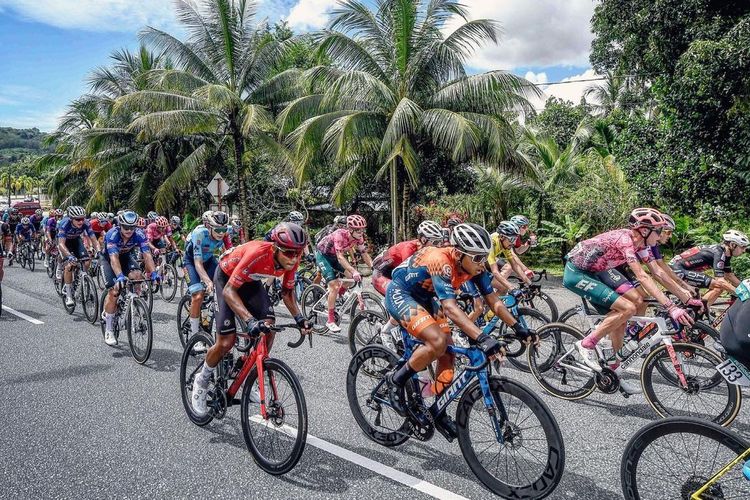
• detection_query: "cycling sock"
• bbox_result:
[327,309,336,323]
[105,313,115,331]
[392,361,417,387]
[196,363,216,388]
[581,333,599,349]
[190,317,200,334]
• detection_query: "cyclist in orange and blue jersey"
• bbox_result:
[383,223,533,440]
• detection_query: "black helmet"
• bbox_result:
[271,222,308,250]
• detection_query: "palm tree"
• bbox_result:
[584,71,628,116]
[277,0,539,241]
[539,215,590,262]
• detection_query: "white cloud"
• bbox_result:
[446,0,594,71]
[0,0,176,32]
[529,68,601,110]
[524,71,548,85]
[285,0,337,31]
[1,107,66,131]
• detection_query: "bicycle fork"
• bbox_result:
[478,370,509,444]
[663,338,689,389]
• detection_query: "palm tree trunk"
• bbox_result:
[400,182,410,240]
[536,194,545,227]
[229,112,249,236]
[390,160,399,244]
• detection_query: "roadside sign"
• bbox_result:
[206,173,230,197]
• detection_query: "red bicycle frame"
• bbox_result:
[226,334,277,419]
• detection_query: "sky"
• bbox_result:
[0,0,599,132]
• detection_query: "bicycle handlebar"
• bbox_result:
[267,323,313,349]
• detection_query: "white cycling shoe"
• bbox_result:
[191,384,209,416]
[575,341,602,372]
[104,329,118,346]
[64,295,75,307]
[326,321,341,333]
[618,378,643,396]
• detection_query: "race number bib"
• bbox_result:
[716,358,750,386]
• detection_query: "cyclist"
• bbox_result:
[498,216,537,283]
[146,216,176,257]
[101,210,159,346]
[57,206,100,307]
[314,215,347,246]
[184,211,232,337]
[509,215,538,256]
[90,212,112,247]
[190,222,313,416]
[315,214,373,333]
[30,208,44,249]
[146,211,159,226]
[229,214,242,245]
[487,221,533,294]
[669,230,749,306]
[14,217,35,259]
[383,223,533,439]
[563,208,693,383]
[44,209,63,269]
[4,208,21,259]
[719,283,750,371]
[442,216,463,245]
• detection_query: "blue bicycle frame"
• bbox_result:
[479,290,529,335]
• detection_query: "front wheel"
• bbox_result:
[348,290,387,322]
[241,358,307,475]
[621,417,750,499]
[522,290,559,322]
[503,307,550,373]
[127,297,153,364]
[347,309,389,356]
[641,342,741,426]
[456,376,565,498]
[179,332,215,426]
[80,275,99,324]
[46,257,56,279]
[159,264,178,302]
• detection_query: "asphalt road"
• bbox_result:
[1,261,748,499]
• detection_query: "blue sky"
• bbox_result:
[0,0,596,131]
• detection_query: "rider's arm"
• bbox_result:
[627,261,673,307]
[281,286,302,318]
[360,251,373,268]
[58,236,70,257]
[646,260,692,303]
[509,251,532,285]
[725,272,741,287]
[442,298,483,340]
[489,261,514,293]
[108,251,124,276]
[336,249,357,274]
[658,260,694,295]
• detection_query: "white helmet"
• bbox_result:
[287,211,304,224]
[450,223,492,256]
[723,230,750,247]
[67,206,86,218]
[417,220,444,241]
[204,211,229,228]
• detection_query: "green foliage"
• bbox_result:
[529,98,590,150]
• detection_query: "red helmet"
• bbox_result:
[271,222,308,250]
[136,217,147,229]
[347,214,367,230]
[155,216,169,228]
[629,208,665,230]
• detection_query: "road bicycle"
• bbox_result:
[527,309,741,426]
[177,290,215,348]
[508,269,560,321]
[98,278,154,364]
[32,234,44,261]
[150,251,179,302]
[347,327,565,498]
[301,278,386,333]
[17,241,35,272]
[61,256,99,324]
[45,246,58,279]
[621,416,750,499]
[180,323,310,475]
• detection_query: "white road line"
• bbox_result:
[3,306,45,325]
[249,416,468,500]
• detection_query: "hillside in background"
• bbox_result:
[0,127,50,164]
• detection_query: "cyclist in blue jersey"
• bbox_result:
[45,209,63,270]
[101,210,158,346]
[14,217,34,249]
[57,206,100,307]
[185,211,231,336]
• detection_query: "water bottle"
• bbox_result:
[617,339,639,361]
[416,371,434,398]
[736,279,750,302]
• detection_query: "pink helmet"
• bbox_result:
[629,208,665,230]
[271,222,308,250]
[347,214,367,230]
[155,216,169,228]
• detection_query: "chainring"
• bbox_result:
[595,366,620,394]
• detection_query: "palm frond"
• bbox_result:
[378,97,422,162]
[155,143,212,211]
[421,108,481,162]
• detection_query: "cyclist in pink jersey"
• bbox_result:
[563,208,694,390]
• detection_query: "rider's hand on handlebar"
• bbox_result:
[351,270,362,283]
[294,314,313,335]
[668,304,694,326]
[512,322,540,346]
[203,280,214,295]
[684,298,705,313]
[476,333,502,358]
[246,319,271,338]
[115,273,127,291]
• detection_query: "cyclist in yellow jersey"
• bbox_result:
[488,221,532,294]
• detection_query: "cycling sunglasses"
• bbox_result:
[212,226,228,234]
[120,224,136,231]
[72,217,85,222]
[276,246,303,258]
[461,252,488,264]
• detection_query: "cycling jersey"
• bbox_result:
[104,227,150,255]
[670,244,731,276]
[56,217,95,241]
[145,223,171,242]
[15,224,34,240]
[186,225,231,262]
[636,245,663,263]
[45,217,58,237]
[487,232,515,266]
[566,228,641,272]
[6,215,20,230]
[218,241,297,289]
[29,214,43,231]
[372,239,420,295]
[90,219,113,236]
[317,228,366,256]
[314,224,337,245]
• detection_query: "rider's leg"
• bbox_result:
[327,279,340,322]
[704,279,725,306]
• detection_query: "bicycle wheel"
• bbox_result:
[558,306,592,335]
[528,323,597,400]
[179,332,215,426]
[20,247,26,269]
[127,297,153,364]
[141,283,153,313]
[81,275,99,325]
[300,283,328,334]
[27,248,35,272]
[621,416,750,500]
[95,264,106,290]
[522,290,559,321]
[294,276,311,303]
[159,264,178,302]
[641,342,741,426]
[456,376,565,499]
[241,358,308,475]
[346,345,411,447]
[348,309,388,356]
[348,290,387,322]
[46,257,56,279]
[504,307,550,373]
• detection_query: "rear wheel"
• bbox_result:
[348,309,389,356]
[522,289,559,322]
[179,332,215,426]
[127,297,153,364]
[348,291,386,322]
[300,284,329,334]
[46,257,56,279]
[504,308,550,373]
[177,293,212,348]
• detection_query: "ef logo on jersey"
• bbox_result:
[575,280,597,292]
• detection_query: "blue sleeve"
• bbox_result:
[651,245,663,261]
[57,219,69,239]
[135,231,150,253]
[432,274,457,301]
[191,228,205,260]
[472,271,495,296]
[14,225,21,234]
[105,230,120,255]
[459,281,480,298]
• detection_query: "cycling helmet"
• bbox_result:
[724,230,750,247]
[446,216,463,228]
[347,214,367,230]
[660,213,676,231]
[450,223,492,256]
[97,213,108,223]
[34,208,43,216]
[67,206,86,218]
[21,217,30,225]
[204,210,229,228]
[496,221,521,239]
[107,212,114,220]
[136,217,147,229]
[417,220,444,241]
[334,215,347,225]
[201,210,212,224]
[510,215,530,227]
[170,216,181,225]
[53,209,63,217]
[118,210,138,226]
[629,208,665,230]
[90,211,99,219]
[271,222,308,250]
[287,211,304,224]
[155,216,169,228]
[147,210,159,220]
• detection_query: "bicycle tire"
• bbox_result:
[241,358,308,475]
[127,297,153,364]
[347,309,389,356]
[0,282,3,318]
[504,307,550,373]
[456,376,565,498]
[81,275,99,324]
[177,293,212,348]
[641,342,741,426]
[19,248,26,269]
[558,306,592,335]
[348,290,387,323]
[522,290,559,322]
[159,264,178,302]
[300,283,329,334]
[46,257,56,279]
[347,345,411,447]
[179,332,215,426]
[528,322,597,400]
[27,248,35,272]
[621,416,750,500]
[95,264,106,290]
